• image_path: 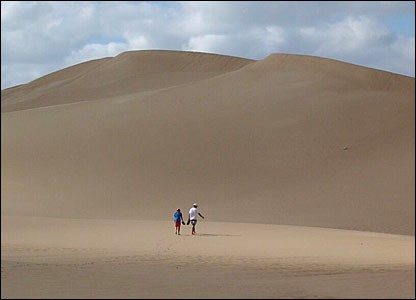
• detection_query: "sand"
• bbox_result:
[1,216,414,299]
[1,50,415,298]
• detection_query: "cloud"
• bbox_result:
[183,25,286,59]
[315,16,394,54]
[65,43,129,66]
[1,1,414,89]
[296,15,414,76]
[185,34,227,53]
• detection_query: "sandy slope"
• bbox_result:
[1,50,414,298]
[1,50,254,112]
[1,51,414,234]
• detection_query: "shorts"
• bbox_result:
[175,221,181,227]
[191,219,197,225]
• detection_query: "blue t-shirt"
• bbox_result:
[173,211,182,222]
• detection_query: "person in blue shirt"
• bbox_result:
[173,208,185,235]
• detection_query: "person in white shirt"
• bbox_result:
[187,203,205,235]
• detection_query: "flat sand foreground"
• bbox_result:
[1,216,414,298]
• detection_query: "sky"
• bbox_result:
[1,1,415,90]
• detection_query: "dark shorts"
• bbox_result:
[175,221,181,227]
[191,219,197,225]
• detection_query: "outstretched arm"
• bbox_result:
[198,212,205,219]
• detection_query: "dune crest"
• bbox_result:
[244,53,414,91]
[1,50,254,112]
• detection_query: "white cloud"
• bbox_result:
[379,36,415,76]
[315,16,393,55]
[185,34,227,53]
[1,1,414,89]
[261,26,286,53]
[124,34,152,50]
[296,15,414,76]
[65,42,130,67]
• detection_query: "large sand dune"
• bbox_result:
[1,50,414,298]
[1,50,254,112]
[2,50,414,234]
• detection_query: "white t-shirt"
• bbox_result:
[189,207,198,220]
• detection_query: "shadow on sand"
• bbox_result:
[196,233,240,237]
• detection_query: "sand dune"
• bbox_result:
[1,50,414,298]
[2,50,414,234]
[1,50,254,112]
[246,53,413,91]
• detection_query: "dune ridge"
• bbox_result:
[1,50,254,112]
[245,53,414,91]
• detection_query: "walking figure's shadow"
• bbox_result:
[196,233,240,237]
